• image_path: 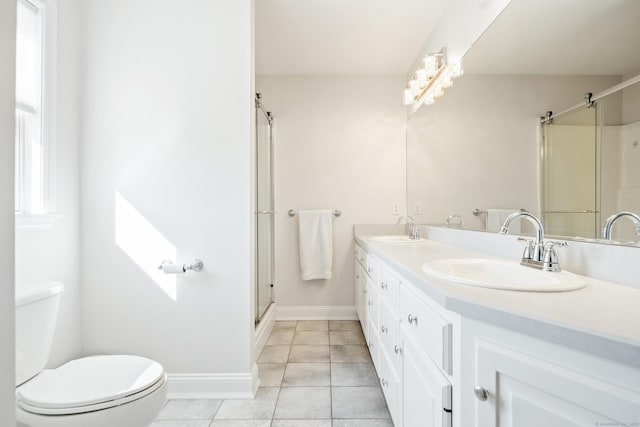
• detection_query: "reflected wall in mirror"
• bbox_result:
[406,0,640,246]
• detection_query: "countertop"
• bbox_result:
[355,233,640,368]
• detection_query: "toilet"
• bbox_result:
[15,282,167,427]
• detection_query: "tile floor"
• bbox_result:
[153,320,393,427]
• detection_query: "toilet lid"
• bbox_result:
[17,355,165,414]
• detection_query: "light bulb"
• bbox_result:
[423,95,435,106]
[403,88,414,105]
[424,55,437,78]
[451,61,464,78]
[416,68,428,87]
[441,72,453,88]
[408,78,420,95]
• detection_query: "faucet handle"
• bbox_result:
[542,240,567,272]
[517,237,535,261]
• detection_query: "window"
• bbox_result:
[15,0,55,220]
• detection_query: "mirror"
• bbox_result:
[406,0,640,246]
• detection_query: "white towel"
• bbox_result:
[486,209,521,233]
[298,210,333,280]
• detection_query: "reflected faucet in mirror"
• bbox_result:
[602,212,640,240]
[445,214,464,228]
[396,215,420,240]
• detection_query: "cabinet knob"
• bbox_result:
[394,345,402,355]
[381,282,387,290]
[474,386,488,401]
[380,325,387,334]
[356,275,360,279]
[407,314,418,325]
[364,289,368,294]
[381,378,388,387]
[367,267,373,273]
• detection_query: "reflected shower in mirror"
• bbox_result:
[406,0,640,246]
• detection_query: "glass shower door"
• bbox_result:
[541,105,599,238]
[256,96,274,324]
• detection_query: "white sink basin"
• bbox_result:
[422,258,586,292]
[368,235,426,243]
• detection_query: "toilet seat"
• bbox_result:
[17,355,166,416]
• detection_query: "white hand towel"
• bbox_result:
[298,210,333,280]
[486,209,521,233]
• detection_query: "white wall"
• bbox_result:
[80,0,255,394]
[14,0,83,368]
[406,75,620,229]
[256,76,407,313]
[0,0,16,422]
[623,77,640,124]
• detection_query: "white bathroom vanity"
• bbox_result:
[355,226,640,427]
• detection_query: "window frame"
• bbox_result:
[15,0,58,230]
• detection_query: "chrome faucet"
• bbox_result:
[445,214,464,228]
[499,212,567,272]
[602,211,640,240]
[396,215,420,240]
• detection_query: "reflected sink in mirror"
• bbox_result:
[367,235,426,243]
[422,258,586,292]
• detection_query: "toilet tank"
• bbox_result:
[15,282,64,386]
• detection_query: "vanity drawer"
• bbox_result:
[367,318,380,373]
[365,255,380,283]
[379,297,401,373]
[400,284,453,375]
[379,266,400,311]
[379,348,402,425]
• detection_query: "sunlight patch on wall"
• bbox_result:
[115,192,177,300]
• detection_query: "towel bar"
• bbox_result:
[288,209,342,217]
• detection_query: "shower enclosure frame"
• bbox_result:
[255,93,275,325]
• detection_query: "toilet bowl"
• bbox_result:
[16,283,167,426]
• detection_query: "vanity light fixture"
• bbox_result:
[403,48,464,107]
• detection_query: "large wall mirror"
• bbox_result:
[407,0,640,246]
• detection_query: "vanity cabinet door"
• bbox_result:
[402,328,452,427]
[474,340,640,427]
[379,347,402,426]
[355,261,367,336]
[366,277,380,372]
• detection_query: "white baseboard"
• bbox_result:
[254,303,276,361]
[167,372,256,399]
[276,305,357,321]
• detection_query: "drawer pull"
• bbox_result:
[474,386,488,401]
[381,325,387,334]
[407,314,418,325]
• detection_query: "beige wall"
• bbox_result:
[256,75,407,312]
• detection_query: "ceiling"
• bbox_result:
[255,0,450,75]
[463,0,640,76]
